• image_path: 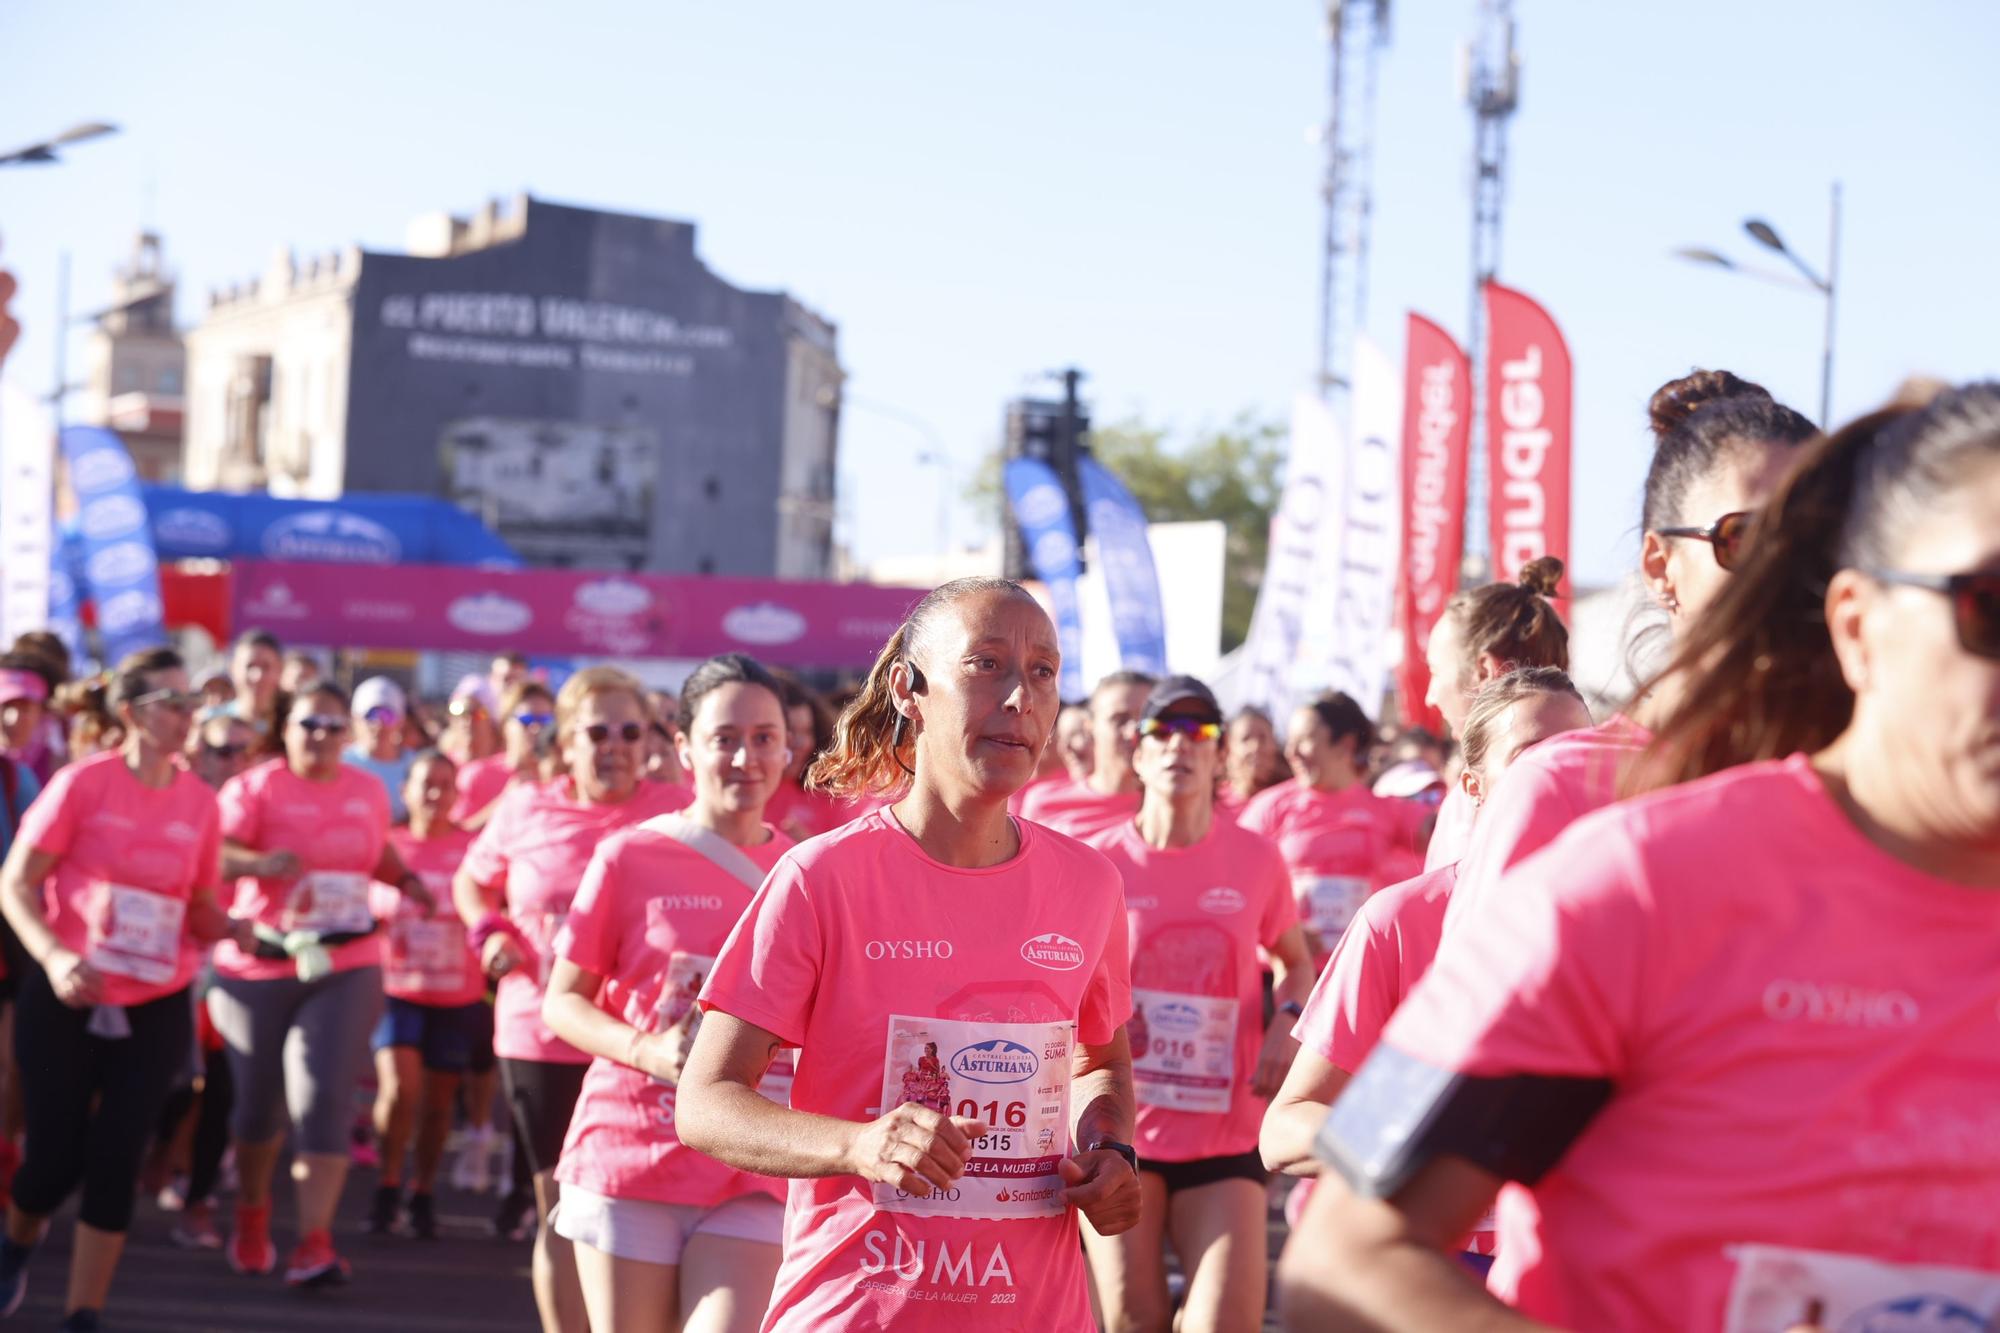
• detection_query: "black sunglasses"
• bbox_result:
[1657,511,1754,571]
[584,722,646,745]
[1867,568,2000,660]
[202,741,248,759]
[293,714,349,736]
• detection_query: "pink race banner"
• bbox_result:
[231,560,925,667]
[1483,280,1573,612]
[1397,313,1471,736]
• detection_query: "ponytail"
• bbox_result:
[1443,554,1571,679]
[806,625,916,798]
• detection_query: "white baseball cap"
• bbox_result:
[352,676,408,721]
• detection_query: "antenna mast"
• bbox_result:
[1314,0,1392,421]
[1462,0,1519,571]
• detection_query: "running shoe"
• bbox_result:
[491,1188,534,1242]
[365,1185,401,1236]
[58,1308,100,1331]
[0,1236,29,1316]
[170,1200,222,1251]
[226,1203,275,1276]
[283,1230,350,1288]
[406,1192,437,1240]
[450,1126,494,1194]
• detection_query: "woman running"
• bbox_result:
[1019,671,1155,837]
[1215,706,1287,819]
[367,751,482,1239]
[1417,559,1571,869]
[676,577,1141,1331]
[452,666,687,1333]
[0,649,240,1332]
[1286,383,2000,1331]
[452,679,557,832]
[1442,370,1817,932]
[543,654,796,1333]
[208,682,433,1288]
[1239,691,1425,961]
[1082,676,1312,1333]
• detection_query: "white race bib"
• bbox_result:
[1297,874,1370,943]
[877,1014,1073,1221]
[635,951,713,1086]
[1723,1244,2000,1333]
[386,917,468,994]
[286,871,373,936]
[1130,987,1236,1114]
[89,883,186,985]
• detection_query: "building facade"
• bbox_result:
[78,232,186,482]
[184,195,842,577]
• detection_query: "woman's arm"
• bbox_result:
[1062,1028,1142,1236]
[221,839,293,881]
[1254,924,1317,1097]
[185,884,253,949]
[0,842,100,1007]
[542,959,689,1082]
[1261,1044,1348,1176]
[370,841,432,915]
[452,863,525,978]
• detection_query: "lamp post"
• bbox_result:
[1674,182,1841,426]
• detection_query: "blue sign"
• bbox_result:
[140,486,521,568]
[1003,457,1086,700]
[1077,457,1166,675]
[45,527,85,665]
[59,427,166,663]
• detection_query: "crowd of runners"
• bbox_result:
[0,364,1990,1333]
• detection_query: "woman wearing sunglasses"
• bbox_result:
[451,680,558,833]
[1081,676,1312,1333]
[0,649,241,1332]
[452,666,689,1333]
[207,682,433,1289]
[1442,369,1817,935]
[1286,383,2000,1330]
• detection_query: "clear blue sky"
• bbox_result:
[4,1,1995,589]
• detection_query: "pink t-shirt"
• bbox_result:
[1237,779,1425,955]
[449,753,522,826]
[700,809,1131,1333]
[213,759,391,981]
[1087,817,1296,1163]
[374,827,482,1007]
[462,777,690,1063]
[1441,715,1650,935]
[1293,862,1455,1075]
[1423,785,1476,872]
[1018,777,1142,840]
[1384,755,2000,1330]
[554,819,794,1206]
[17,752,221,1006]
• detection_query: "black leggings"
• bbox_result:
[13,970,194,1232]
[154,1042,234,1207]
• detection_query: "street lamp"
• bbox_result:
[1674,182,1841,427]
[0,121,120,168]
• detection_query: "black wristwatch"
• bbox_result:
[1089,1138,1139,1175]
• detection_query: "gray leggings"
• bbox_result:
[208,966,384,1154]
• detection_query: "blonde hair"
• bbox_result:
[554,666,646,743]
[807,577,1038,798]
[1458,667,1584,778]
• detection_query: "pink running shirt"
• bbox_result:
[1423,785,1476,872]
[554,819,794,1206]
[1087,817,1296,1162]
[1018,777,1141,840]
[1381,756,2000,1331]
[1237,779,1425,955]
[1441,715,1649,934]
[461,776,691,1064]
[1293,862,1455,1075]
[17,752,221,1005]
[449,753,521,826]
[374,827,481,1007]
[213,758,391,981]
[700,809,1131,1333]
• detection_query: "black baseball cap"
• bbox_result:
[1141,675,1222,726]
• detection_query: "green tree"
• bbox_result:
[969,413,1286,653]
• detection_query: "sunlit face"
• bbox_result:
[1286,706,1358,790]
[1424,613,1474,737]
[233,642,281,713]
[1836,458,2000,847]
[682,681,788,818]
[1134,705,1222,807]
[907,591,1062,801]
[784,702,817,784]
[404,755,458,825]
[279,656,322,696]
[354,705,404,759]
[562,689,647,803]
[0,696,41,750]
[192,718,255,790]
[1089,682,1153,785]
[1224,710,1280,791]
[1461,691,1595,806]
[1651,441,1797,629]
[1055,705,1094,779]
[285,690,350,779]
[505,690,556,763]
[124,665,196,757]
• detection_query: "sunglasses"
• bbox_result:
[1867,568,2000,659]
[513,710,555,728]
[292,714,349,736]
[584,722,646,745]
[202,742,248,759]
[1138,716,1223,742]
[129,688,201,714]
[362,706,402,727]
[1657,511,1754,571]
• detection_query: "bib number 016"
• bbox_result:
[956,1098,1028,1129]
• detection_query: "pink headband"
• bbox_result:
[0,670,48,705]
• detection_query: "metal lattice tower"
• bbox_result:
[1314,0,1392,422]
[1462,0,1519,570]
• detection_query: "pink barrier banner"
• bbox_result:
[231,560,925,667]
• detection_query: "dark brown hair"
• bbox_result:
[1443,555,1570,680]
[1643,369,1817,534]
[679,653,787,736]
[1302,690,1373,751]
[1635,382,2000,790]
[109,647,184,708]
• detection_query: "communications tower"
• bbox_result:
[1461,0,1520,567]
[1314,0,1392,421]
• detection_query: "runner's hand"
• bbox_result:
[259,849,302,880]
[1059,1149,1141,1236]
[1252,1022,1301,1098]
[629,1025,697,1084]
[45,948,105,1008]
[397,873,437,916]
[846,1105,985,1198]
[481,931,527,979]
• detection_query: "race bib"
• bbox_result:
[285,871,373,936]
[88,883,186,986]
[635,951,713,1086]
[877,1014,1073,1221]
[1723,1244,2000,1333]
[1297,874,1370,944]
[386,917,468,995]
[1130,987,1236,1115]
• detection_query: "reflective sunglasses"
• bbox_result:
[1867,568,2000,659]
[293,714,349,736]
[513,710,555,729]
[584,721,646,745]
[1657,511,1755,571]
[1138,716,1223,742]
[129,688,201,714]
[362,706,402,727]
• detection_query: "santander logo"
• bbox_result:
[1019,932,1084,972]
[1496,343,1552,576]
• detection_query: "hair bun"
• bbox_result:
[1648,369,1771,440]
[1517,555,1565,597]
